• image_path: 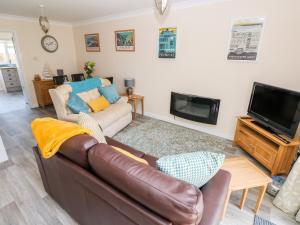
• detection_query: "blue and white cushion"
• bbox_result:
[156,151,225,188]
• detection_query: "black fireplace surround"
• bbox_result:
[170,92,220,125]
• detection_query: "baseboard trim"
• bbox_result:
[144,112,233,140]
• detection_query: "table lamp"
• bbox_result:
[124,78,135,96]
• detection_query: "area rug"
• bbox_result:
[114,117,235,158]
[253,215,276,225]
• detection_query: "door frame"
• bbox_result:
[0,29,30,106]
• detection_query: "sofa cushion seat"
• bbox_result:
[89,144,204,225]
[91,101,132,129]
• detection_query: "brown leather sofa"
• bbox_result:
[33,134,231,225]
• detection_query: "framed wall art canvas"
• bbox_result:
[85,33,100,52]
[227,18,264,61]
[115,29,135,52]
[158,27,177,58]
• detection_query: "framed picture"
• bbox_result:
[115,29,135,52]
[158,27,177,58]
[84,33,100,52]
[227,18,264,61]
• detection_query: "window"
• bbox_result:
[0,40,17,65]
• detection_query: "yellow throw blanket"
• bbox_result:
[31,117,91,159]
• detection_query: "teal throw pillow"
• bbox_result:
[67,93,90,114]
[156,151,225,188]
[99,84,120,104]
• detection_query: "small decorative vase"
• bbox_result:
[126,87,133,96]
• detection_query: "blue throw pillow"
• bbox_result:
[99,84,120,104]
[156,151,225,188]
[67,93,90,114]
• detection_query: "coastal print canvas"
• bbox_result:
[115,30,135,51]
[85,33,100,52]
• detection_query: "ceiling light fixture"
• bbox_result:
[39,4,50,34]
[155,0,168,15]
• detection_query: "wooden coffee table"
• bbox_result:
[221,157,272,219]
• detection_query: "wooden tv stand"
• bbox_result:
[234,117,300,176]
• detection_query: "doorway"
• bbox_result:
[0,31,27,114]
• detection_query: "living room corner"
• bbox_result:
[0,1,300,225]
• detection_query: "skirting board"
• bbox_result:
[0,136,8,163]
[144,112,233,140]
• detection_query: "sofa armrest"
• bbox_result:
[116,96,128,104]
[49,87,72,119]
[59,113,79,123]
[199,169,231,225]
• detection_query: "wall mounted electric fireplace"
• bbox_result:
[170,92,220,125]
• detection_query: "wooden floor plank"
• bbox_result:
[0,202,29,225]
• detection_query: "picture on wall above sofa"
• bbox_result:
[159,27,177,58]
[115,29,135,51]
[227,18,264,61]
[85,33,100,52]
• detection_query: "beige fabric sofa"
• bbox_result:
[49,83,132,137]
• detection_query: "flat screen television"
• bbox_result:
[248,82,300,138]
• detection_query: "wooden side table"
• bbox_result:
[122,94,144,119]
[221,157,272,219]
[33,80,55,108]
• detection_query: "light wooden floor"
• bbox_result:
[0,104,298,225]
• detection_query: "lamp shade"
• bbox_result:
[124,78,135,88]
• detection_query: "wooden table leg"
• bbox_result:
[141,97,144,116]
[222,189,232,220]
[133,99,137,119]
[240,188,249,210]
[255,185,267,213]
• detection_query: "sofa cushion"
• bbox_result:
[78,112,107,144]
[67,93,90,114]
[59,134,98,169]
[100,78,111,87]
[156,151,225,188]
[77,88,101,103]
[88,144,204,225]
[91,102,132,129]
[99,84,120,104]
[87,96,110,112]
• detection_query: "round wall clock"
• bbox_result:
[41,35,58,53]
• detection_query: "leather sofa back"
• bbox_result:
[89,144,204,225]
[59,134,98,169]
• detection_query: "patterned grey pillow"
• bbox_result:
[77,112,107,144]
[156,151,225,188]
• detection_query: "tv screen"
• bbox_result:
[248,82,300,138]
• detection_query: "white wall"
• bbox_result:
[73,0,300,139]
[0,18,78,107]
